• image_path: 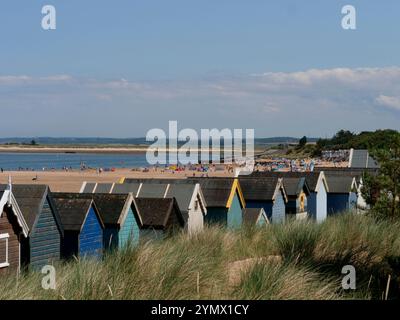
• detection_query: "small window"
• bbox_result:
[194,200,199,211]
[0,233,10,268]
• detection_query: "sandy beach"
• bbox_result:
[0,169,235,192]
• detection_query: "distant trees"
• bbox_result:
[31,139,37,145]
[299,136,307,148]
[315,129,399,151]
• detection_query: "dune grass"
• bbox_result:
[1,213,399,300]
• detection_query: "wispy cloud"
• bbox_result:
[0,67,399,137]
[376,95,400,112]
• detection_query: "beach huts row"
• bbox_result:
[0,170,370,274]
[83,169,366,224]
[0,183,186,275]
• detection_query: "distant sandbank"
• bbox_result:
[0,146,253,154]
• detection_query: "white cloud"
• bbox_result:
[0,67,399,136]
[376,95,400,112]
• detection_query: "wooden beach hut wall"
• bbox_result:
[52,193,104,259]
[0,184,29,275]
[70,193,139,250]
[187,178,246,229]
[9,185,63,270]
[93,193,139,250]
[131,197,185,241]
[242,208,269,227]
[247,172,329,222]
[325,176,358,215]
[89,179,208,235]
[315,168,376,212]
[238,177,287,224]
[281,177,310,220]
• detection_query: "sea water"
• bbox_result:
[0,152,152,171]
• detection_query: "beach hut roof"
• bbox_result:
[57,192,133,227]
[132,197,184,230]
[315,168,378,185]
[112,182,141,195]
[242,207,269,225]
[349,149,380,169]
[115,179,207,214]
[282,177,310,197]
[0,184,64,235]
[139,183,169,198]
[91,193,133,226]
[52,193,104,232]
[80,182,115,194]
[82,179,207,222]
[0,187,29,237]
[325,176,357,194]
[187,178,246,208]
[246,171,329,193]
[238,177,287,202]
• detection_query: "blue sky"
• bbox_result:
[1,1,400,137]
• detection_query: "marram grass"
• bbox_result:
[1,213,399,300]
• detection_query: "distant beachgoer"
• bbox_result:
[0,168,3,173]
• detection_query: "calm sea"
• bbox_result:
[0,152,152,170]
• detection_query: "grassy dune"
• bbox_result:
[1,214,400,300]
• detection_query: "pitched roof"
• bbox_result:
[132,197,184,230]
[349,149,380,169]
[6,184,48,230]
[95,183,114,193]
[315,167,378,176]
[325,176,357,194]
[57,193,133,226]
[139,183,169,198]
[242,207,269,225]
[112,182,141,195]
[0,184,63,235]
[282,177,310,197]
[80,182,115,194]
[238,177,286,202]
[115,179,206,214]
[91,193,132,226]
[0,188,29,237]
[245,171,327,192]
[80,182,97,193]
[187,178,245,208]
[84,179,207,223]
[52,193,103,232]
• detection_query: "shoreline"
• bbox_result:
[0,146,257,154]
[0,146,148,154]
